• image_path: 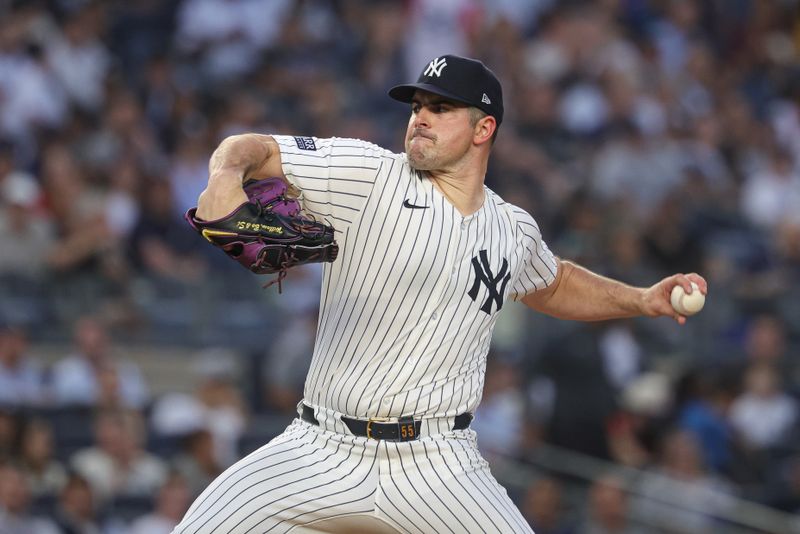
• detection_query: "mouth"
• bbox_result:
[410,137,432,145]
[411,129,435,142]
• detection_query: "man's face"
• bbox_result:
[405,90,474,171]
[0,466,29,514]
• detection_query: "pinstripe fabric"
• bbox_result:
[375,432,532,534]
[174,420,382,534]
[273,136,557,420]
[175,135,553,533]
[174,420,533,533]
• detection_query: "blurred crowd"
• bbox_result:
[1,0,800,532]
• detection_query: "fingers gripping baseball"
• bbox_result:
[642,273,707,325]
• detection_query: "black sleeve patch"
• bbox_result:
[294,136,317,151]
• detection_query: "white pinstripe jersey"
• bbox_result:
[274,135,558,421]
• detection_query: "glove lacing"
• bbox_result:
[252,195,330,292]
[259,249,295,293]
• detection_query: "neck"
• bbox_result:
[425,156,487,216]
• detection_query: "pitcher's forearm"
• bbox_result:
[524,260,706,324]
[524,260,645,321]
[196,171,248,220]
[196,134,283,220]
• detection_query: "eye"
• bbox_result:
[411,103,421,114]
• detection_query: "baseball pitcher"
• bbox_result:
[175,55,707,533]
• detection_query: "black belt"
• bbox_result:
[301,403,472,442]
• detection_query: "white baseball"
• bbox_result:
[670,282,705,316]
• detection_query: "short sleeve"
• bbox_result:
[509,208,558,299]
[273,135,392,228]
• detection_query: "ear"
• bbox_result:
[473,116,496,146]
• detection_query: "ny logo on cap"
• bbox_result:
[424,57,448,78]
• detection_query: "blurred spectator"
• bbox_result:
[150,392,206,439]
[174,0,291,82]
[744,313,788,361]
[358,2,410,103]
[271,263,324,318]
[739,314,798,386]
[536,324,618,460]
[140,55,180,144]
[682,116,735,197]
[728,363,798,451]
[678,371,735,473]
[650,0,701,79]
[0,24,68,143]
[40,143,123,306]
[172,429,221,499]
[17,419,67,498]
[168,134,212,217]
[641,189,704,275]
[70,409,168,503]
[0,171,54,279]
[482,0,552,33]
[53,472,102,534]
[520,476,574,534]
[51,316,149,409]
[559,81,610,137]
[128,473,191,534]
[740,146,800,230]
[632,429,736,533]
[261,264,322,415]
[579,474,645,534]
[109,1,180,79]
[151,348,246,467]
[601,228,660,290]
[80,85,163,178]
[0,462,61,534]
[128,176,207,282]
[45,4,111,113]
[0,410,20,461]
[403,0,476,81]
[472,356,527,458]
[769,455,800,513]
[185,349,246,467]
[546,191,604,266]
[0,325,47,407]
[597,322,643,392]
[607,372,673,469]
[520,11,569,84]
[102,156,142,241]
[262,309,317,414]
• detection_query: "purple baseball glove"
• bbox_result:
[185,178,338,286]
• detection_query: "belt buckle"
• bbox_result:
[366,417,389,440]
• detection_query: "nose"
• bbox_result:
[412,107,431,129]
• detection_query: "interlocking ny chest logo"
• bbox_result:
[424,57,448,77]
[468,250,511,314]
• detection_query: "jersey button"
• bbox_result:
[383,398,391,406]
[431,312,438,320]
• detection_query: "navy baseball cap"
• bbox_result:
[389,55,504,125]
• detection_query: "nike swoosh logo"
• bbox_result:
[403,199,429,209]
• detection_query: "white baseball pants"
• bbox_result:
[172,418,533,533]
